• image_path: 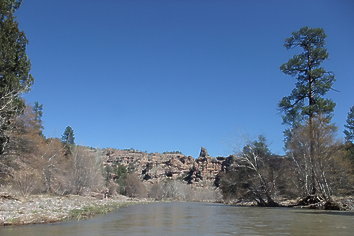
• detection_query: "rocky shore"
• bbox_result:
[0,192,149,226]
[227,196,354,211]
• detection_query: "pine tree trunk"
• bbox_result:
[307,61,317,195]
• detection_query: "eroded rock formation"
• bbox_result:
[103,147,232,187]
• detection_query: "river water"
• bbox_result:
[1,202,353,235]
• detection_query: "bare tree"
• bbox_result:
[125,173,147,198]
[148,182,163,200]
[220,137,281,206]
[234,146,279,206]
[69,146,104,195]
[287,117,342,200]
[12,168,42,197]
[39,138,69,195]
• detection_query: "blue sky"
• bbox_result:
[17,0,354,157]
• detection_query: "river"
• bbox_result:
[1,202,353,235]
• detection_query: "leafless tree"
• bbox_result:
[148,181,164,200]
[233,146,279,206]
[287,117,343,200]
[125,173,147,198]
[12,168,42,197]
[69,146,104,195]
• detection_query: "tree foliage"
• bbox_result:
[279,27,335,126]
[0,0,34,154]
[242,135,271,158]
[112,164,128,194]
[32,101,43,135]
[61,126,75,145]
[344,106,354,143]
[33,102,43,124]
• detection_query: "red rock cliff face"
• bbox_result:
[103,148,231,187]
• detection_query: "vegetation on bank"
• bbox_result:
[66,201,146,221]
[219,27,354,208]
[0,193,149,226]
[0,0,353,212]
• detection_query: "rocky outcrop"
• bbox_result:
[103,147,231,188]
[199,147,208,158]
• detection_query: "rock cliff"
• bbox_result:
[103,147,232,187]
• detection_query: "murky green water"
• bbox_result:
[1,202,353,235]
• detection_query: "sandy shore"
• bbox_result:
[0,193,149,226]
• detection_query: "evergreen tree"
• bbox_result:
[61,126,75,145]
[279,27,336,196]
[242,135,271,158]
[279,27,335,126]
[33,102,43,122]
[32,102,43,135]
[344,106,354,143]
[0,0,34,154]
[113,164,128,195]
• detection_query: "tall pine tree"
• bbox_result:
[279,27,335,126]
[279,27,336,197]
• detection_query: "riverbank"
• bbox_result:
[0,192,150,226]
[2,193,353,227]
[227,196,354,211]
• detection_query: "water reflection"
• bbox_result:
[1,202,353,236]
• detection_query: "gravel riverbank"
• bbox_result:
[0,193,149,226]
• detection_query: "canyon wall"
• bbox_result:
[102,147,234,188]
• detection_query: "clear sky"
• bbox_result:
[17,0,354,157]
